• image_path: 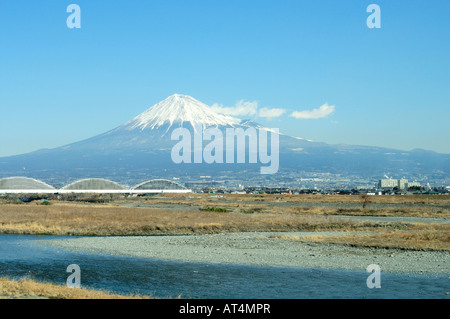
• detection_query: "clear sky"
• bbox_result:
[1,0,449,157]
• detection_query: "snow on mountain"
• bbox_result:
[123,94,242,131]
[0,94,448,184]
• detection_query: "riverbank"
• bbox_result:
[1,198,449,252]
[2,194,449,269]
[0,277,153,299]
[41,232,450,275]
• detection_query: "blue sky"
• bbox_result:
[0,0,449,157]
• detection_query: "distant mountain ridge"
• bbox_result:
[0,94,448,186]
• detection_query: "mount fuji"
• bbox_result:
[0,94,449,186]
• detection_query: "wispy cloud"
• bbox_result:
[211,100,285,120]
[258,107,286,120]
[211,100,258,117]
[212,99,334,121]
[290,103,335,119]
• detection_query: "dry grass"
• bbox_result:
[278,206,450,218]
[158,193,450,206]
[274,223,450,251]
[0,277,153,299]
[0,194,448,252]
[114,193,450,218]
[0,202,392,236]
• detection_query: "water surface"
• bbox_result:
[0,235,448,299]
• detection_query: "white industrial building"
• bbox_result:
[378,178,422,190]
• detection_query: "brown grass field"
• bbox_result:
[0,202,388,235]
[272,223,450,251]
[143,192,450,206]
[0,193,448,251]
[0,277,153,299]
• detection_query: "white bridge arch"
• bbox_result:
[0,177,191,194]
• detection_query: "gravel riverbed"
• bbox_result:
[43,232,450,275]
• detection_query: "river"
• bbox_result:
[0,235,448,299]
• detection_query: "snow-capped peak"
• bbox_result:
[125,94,242,130]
